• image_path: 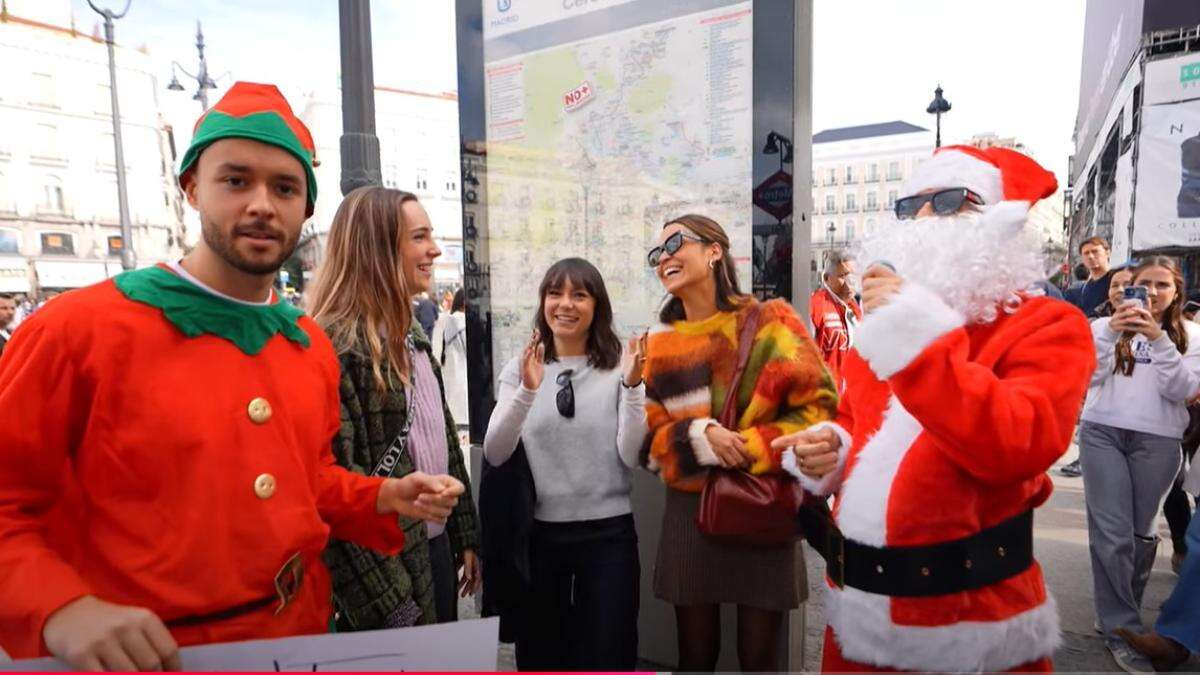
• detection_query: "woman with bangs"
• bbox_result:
[484,257,648,671]
[309,187,480,630]
[1080,255,1200,673]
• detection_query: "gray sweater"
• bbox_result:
[483,354,648,522]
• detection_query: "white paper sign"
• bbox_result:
[1132,99,1200,250]
[1,617,499,672]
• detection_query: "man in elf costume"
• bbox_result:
[0,82,464,671]
[778,146,1095,672]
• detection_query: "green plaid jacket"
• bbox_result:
[323,325,479,629]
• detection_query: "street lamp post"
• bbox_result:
[166,21,224,112]
[926,84,952,149]
[762,131,794,173]
[338,0,382,196]
[87,0,136,271]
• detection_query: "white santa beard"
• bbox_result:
[854,202,1046,324]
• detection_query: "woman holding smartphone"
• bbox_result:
[483,257,648,671]
[1080,255,1200,673]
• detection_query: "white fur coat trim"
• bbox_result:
[781,421,851,496]
[836,396,922,546]
[687,417,720,466]
[826,583,1061,673]
[903,150,1004,205]
[855,283,965,381]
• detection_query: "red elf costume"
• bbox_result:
[784,146,1095,672]
[0,83,406,658]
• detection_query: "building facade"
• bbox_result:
[0,1,186,296]
[810,121,934,270]
[297,86,464,293]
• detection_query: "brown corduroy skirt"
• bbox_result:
[653,488,806,611]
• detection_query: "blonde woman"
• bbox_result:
[310,187,480,629]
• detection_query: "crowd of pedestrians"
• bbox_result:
[1,81,1199,675]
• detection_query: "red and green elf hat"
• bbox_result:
[179,82,319,216]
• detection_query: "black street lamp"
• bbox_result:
[338,0,382,196]
[926,84,951,148]
[826,221,836,250]
[763,131,794,173]
[165,21,226,112]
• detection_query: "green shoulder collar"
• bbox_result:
[113,266,310,355]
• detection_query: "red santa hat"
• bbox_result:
[902,145,1057,207]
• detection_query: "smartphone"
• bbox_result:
[1123,286,1148,310]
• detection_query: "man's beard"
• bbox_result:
[854,201,1047,324]
[201,218,297,276]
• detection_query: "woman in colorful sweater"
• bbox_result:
[641,214,838,671]
[309,187,480,630]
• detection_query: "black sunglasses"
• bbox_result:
[894,188,983,220]
[647,231,706,267]
[555,370,575,418]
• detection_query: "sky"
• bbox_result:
[812,0,1086,187]
[63,0,1085,191]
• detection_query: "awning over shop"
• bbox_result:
[34,260,120,289]
[0,257,31,293]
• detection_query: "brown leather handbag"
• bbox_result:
[696,303,805,546]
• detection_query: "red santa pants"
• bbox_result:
[821,627,1053,673]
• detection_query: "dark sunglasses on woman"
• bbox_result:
[893,188,983,220]
[647,230,706,267]
[556,370,575,418]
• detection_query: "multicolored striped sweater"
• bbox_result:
[640,298,839,491]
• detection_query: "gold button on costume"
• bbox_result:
[254,473,277,499]
[248,397,272,424]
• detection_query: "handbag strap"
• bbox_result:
[371,336,419,478]
[719,303,763,429]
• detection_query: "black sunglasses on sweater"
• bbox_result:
[556,370,575,418]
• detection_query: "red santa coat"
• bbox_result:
[0,279,406,658]
[797,283,1094,672]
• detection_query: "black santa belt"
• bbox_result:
[802,507,1034,597]
[167,552,306,628]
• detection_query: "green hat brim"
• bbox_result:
[178,111,317,216]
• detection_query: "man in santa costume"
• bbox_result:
[778,145,1095,672]
[0,82,464,670]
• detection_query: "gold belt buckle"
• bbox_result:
[274,552,305,615]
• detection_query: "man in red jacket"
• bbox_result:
[810,249,862,389]
[777,146,1094,672]
[0,82,464,671]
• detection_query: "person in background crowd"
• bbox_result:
[309,187,480,631]
[432,289,469,433]
[1060,237,1116,477]
[484,258,647,671]
[8,293,29,331]
[0,294,14,356]
[1079,255,1200,674]
[810,249,861,390]
[439,289,454,313]
[1066,237,1114,318]
[782,145,1092,673]
[0,82,463,669]
[1116,456,1200,672]
[414,291,438,338]
[641,214,837,672]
